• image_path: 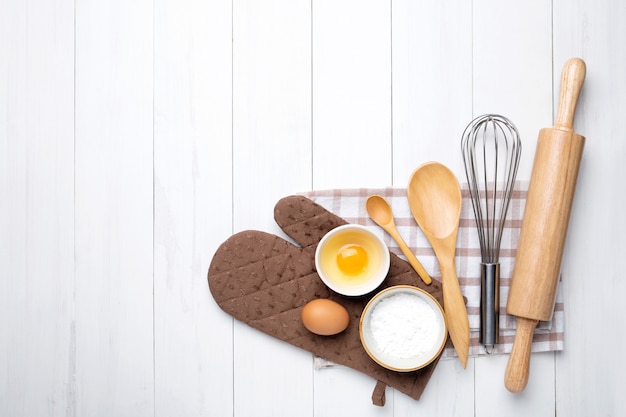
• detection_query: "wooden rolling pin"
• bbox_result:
[504,57,587,393]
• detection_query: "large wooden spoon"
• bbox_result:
[407,162,470,368]
[366,195,432,285]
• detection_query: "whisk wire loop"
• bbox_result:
[461,114,521,264]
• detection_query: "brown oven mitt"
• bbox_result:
[207,195,444,406]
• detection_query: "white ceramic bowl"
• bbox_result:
[315,224,390,297]
[359,285,447,372]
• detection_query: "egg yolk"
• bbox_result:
[336,244,368,275]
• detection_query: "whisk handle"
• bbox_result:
[480,263,500,350]
[554,58,586,132]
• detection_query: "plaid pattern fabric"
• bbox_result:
[302,181,564,358]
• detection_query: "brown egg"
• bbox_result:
[301,299,350,336]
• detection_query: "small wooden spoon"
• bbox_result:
[407,162,470,368]
[366,195,432,285]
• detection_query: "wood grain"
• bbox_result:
[312,0,392,190]
[311,1,394,413]
[74,0,155,413]
[153,0,233,414]
[553,2,626,416]
[506,128,585,320]
[1,0,625,415]
[232,0,313,415]
[0,1,74,415]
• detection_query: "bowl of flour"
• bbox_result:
[359,285,447,372]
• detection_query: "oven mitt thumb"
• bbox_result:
[208,195,444,405]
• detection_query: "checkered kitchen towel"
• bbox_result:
[302,181,564,358]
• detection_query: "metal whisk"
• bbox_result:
[461,114,521,353]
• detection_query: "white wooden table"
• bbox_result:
[2,0,624,416]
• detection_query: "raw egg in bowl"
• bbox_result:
[315,224,390,296]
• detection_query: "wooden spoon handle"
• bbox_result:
[504,317,538,393]
[441,258,470,368]
[388,228,432,285]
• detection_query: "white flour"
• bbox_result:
[369,292,440,359]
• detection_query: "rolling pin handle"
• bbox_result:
[504,317,538,393]
[554,58,586,132]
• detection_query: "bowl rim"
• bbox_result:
[314,224,390,297]
[359,285,448,372]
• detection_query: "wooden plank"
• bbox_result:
[394,360,475,416]
[232,0,313,415]
[391,1,475,415]
[472,0,554,413]
[392,0,473,184]
[312,0,392,190]
[0,0,75,415]
[314,366,393,416]
[153,0,234,415]
[311,0,393,412]
[473,0,553,179]
[232,0,313,231]
[74,1,154,415]
[553,1,626,416]
[475,353,555,416]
